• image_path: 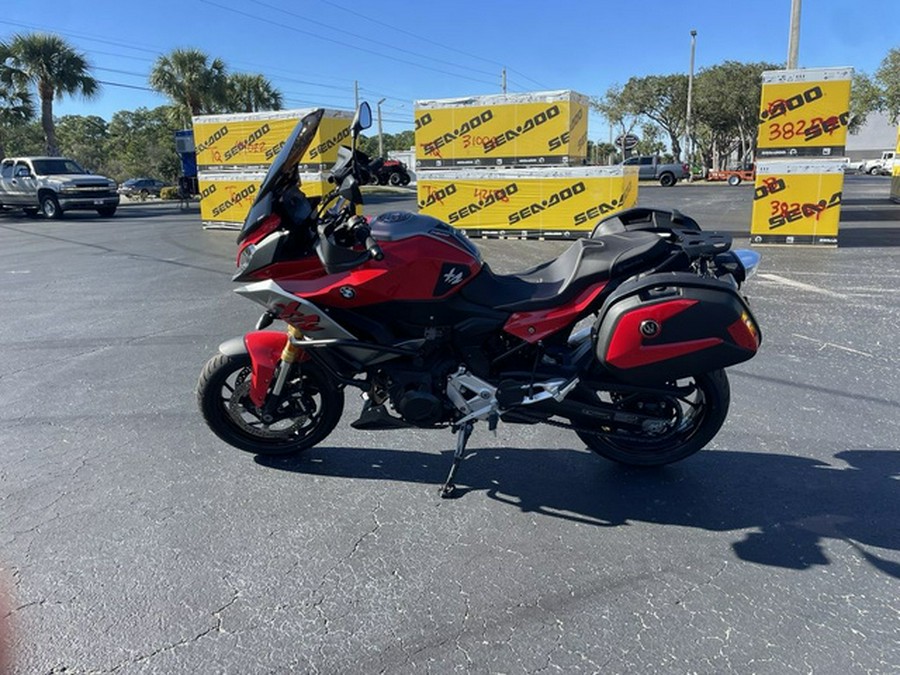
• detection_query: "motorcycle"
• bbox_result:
[197,103,762,498]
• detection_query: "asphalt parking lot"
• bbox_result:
[1,176,898,673]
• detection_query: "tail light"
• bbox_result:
[682,163,690,174]
[236,214,281,268]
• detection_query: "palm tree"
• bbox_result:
[149,49,228,127]
[226,73,283,113]
[2,33,99,156]
[0,41,35,158]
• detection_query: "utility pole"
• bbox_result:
[686,29,697,181]
[501,68,507,94]
[787,0,801,68]
[377,98,386,159]
[354,80,359,109]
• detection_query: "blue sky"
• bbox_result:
[2,0,898,137]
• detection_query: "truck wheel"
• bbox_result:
[727,175,741,186]
[40,194,63,219]
[389,171,402,186]
[868,166,880,175]
[659,172,676,187]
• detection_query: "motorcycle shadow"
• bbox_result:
[256,445,900,577]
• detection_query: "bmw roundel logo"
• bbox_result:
[339,286,356,299]
[640,320,661,338]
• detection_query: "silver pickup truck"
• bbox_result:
[0,156,119,218]
[622,155,690,187]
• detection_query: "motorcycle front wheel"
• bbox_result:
[197,353,344,455]
[575,369,730,466]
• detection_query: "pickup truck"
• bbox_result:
[622,155,690,186]
[0,156,119,219]
[861,151,895,176]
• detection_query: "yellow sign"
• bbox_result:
[417,167,638,236]
[757,68,853,158]
[891,124,900,203]
[198,171,331,226]
[192,109,352,171]
[415,91,588,167]
[750,160,845,245]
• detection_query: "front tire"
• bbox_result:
[198,353,344,455]
[40,194,63,219]
[576,370,730,466]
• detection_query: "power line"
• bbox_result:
[198,0,499,88]
[247,0,499,80]
[316,0,551,91]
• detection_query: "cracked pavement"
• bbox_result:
[1,183,899,673]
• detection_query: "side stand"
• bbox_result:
[439,421,474,499]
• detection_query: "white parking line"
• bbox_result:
[757,273,849,299]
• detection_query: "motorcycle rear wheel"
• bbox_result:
[197,353,343,455]
[575,370,730,466]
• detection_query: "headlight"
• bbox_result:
[59,183,78,193]
[237,244,256,272]
[107,181,118,190]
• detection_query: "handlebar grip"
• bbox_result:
[364,235,384,261]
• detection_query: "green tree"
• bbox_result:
[592,86,641,161]
[849,72,885,132]
[106,106,182,182]
[875,47,900,123]
[56,115,109,173]
[149,49,228,126]
[692,61,779,169]
[0,42,34,158]
[226,73,283,113]
[619,74,689,160]
[634,122,666,156]
[1,33,99,156]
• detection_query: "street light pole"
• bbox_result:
[376,98,386,159]
[686,29,697,182]
[787,0,802,69]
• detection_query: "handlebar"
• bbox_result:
[364,234,384,261]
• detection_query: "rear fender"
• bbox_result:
[218,332,301,408]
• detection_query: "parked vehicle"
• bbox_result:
[841,158,865,174]
[862,151,895,176]
[367,157,411,186]
[622,155,690,186]
[0,156,119,218]
[119,177,167,199]
[707,164,756,186]
[197,104,763,498]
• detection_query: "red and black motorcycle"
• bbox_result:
[197,104,762,497]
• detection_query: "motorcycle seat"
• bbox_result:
[461,231,670,312]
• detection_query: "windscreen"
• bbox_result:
[238,108,325,240]
[254,108,325,203]
[32,159,86,175]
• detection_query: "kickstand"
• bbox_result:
[440,421,474,499]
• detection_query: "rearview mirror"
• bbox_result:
[352,102,372,135]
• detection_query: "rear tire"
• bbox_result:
[389,171,402,186]
[576,370,730,466]
[727,175,741,186]
[197,353,344,456]
[659,172,676,187]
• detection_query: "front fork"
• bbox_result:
[233,324,309,411]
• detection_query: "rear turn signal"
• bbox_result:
[727,311,761,351]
